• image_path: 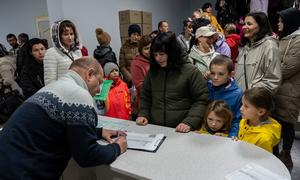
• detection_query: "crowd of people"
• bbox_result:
[0,0,300,179]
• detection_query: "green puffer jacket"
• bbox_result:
[139,60,209,130]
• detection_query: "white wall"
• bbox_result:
[46,0,64,23]
[0,0,48,48]
[0,0,215,57]
[46,0,193,58]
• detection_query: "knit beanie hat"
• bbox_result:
[104,62,119,77]
[128,24,141,36]
[95,28,111,45]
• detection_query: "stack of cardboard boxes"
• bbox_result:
[119,10,152,45]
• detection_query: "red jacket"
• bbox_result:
[105,77,131,120]
[130,55,150,108]
[80,46,88,56]
[225,34,240,68]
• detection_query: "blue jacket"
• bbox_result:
[207,78,243,137]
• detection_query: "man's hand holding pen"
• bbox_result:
[102,129,127,154]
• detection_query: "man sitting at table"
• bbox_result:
[0,57,127,180]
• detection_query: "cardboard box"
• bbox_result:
[119,10,142,24]
[119,23,142,37]
[142,11,152,24]
[142,24,152,36]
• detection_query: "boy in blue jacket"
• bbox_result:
[207,55,243,137]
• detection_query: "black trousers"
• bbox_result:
[278,119,295,151]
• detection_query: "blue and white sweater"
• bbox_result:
[0,70,120,180]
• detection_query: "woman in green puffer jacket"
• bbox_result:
[136,32,209,133]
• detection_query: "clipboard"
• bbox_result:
[126,132,166,153]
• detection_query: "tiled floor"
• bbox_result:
[290,132,300,180]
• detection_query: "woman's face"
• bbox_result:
[61,27,75,49]
[192,11,201,20]
[184,22,193,36]
[243,16,259,41]
[142,44,151,59]
[31,43,46,62]
[197,36,211,50]
[278,16,284,32]
[130,32,141,43]
[154,52,168,67]
[204,6,213,13]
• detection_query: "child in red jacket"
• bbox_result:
[104,62,131,120]
[224,23,240,70]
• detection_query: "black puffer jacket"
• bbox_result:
[19,57,44,99]
[93,45,117,68]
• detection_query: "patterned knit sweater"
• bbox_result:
[0,70,120,180]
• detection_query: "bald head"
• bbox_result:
[69,57,104,96]
[69,56,103,75]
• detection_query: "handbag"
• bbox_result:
[0,81,24,118]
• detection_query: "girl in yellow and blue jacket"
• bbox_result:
[238,87,281,153]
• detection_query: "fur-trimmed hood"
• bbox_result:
[50,20,81,54]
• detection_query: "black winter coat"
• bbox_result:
[19,57,44,99]
[93,45,117,68]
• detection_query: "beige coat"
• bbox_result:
[0,56,22,94]
[235,36,281,93]
[274,29,300,123]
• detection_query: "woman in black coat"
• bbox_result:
[19,38,48,99]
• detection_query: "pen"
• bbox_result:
[116,130,127,137]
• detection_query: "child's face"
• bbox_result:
[209,64,232,86]
[240,96,266,124]
[142,44,151,59]
[109,69,119,80]
[206,111,225,132]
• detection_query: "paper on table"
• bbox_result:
[225,162,289,180]
[93,80,113,101]
[97,118,129,131]
[126,132,166,152]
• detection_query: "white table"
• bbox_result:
[63,116,291,180]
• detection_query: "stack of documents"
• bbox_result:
[225,162,289,180]
[126,132,166,152]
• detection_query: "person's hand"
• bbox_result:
[175,123,191,133]
[231,136,238,141]
[114,136,127,154]
[204,71,211,80]
[136,117,148,126]
[214,132,224,137]
[102,129,126,143]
